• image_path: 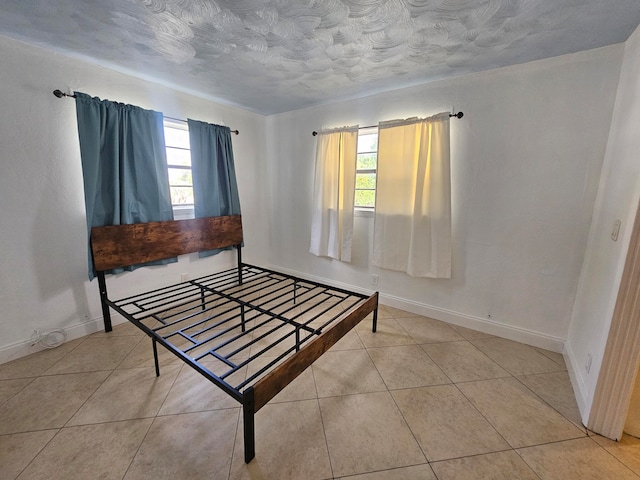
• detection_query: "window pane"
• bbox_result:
[166,147,191,167]
[357,153,377,170]
[355,190,375,208]
[164,126,190,149]
[357,133,378,153]
[355,130,378,209]
[356,173,376,189]
[164,121,194,216]
[168,167,192,186]
[170,186,193,205]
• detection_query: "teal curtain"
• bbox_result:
[75,92,176,280]
[188,119,241,258]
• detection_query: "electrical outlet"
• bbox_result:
[370,274,379,286]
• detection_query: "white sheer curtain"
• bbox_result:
[309,126,358,262]
[372,113,452,278]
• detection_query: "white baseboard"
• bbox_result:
[2,265,566,365]
[563,341,591,425]
[272,265,566,353]
[0,314,127,366]
[381,292,566,353]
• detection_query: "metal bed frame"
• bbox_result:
[90,215,378,463]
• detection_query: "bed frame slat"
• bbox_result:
[91,215,243,271]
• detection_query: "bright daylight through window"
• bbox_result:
[164,120,194,219]
[355,128,378,209]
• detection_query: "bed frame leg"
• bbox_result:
[293,279,297,305]
[199,286,206,312]
[236,244,243,286]
[97,271,113,332]
[372,294,379,333]
[243,387,255,463]
[152,338,160,377]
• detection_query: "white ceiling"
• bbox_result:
[2,0,639,115]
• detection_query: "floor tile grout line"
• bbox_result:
[427,446,522,464]
[418,337,510,381]
[452,375,588,449]
[532,346,567,368]
[225,408,242,480]
[6,330,136,478]
[154,404,242,417]
[336,463,436,479]
[310,360,337,479]
[318,338,431,477]
[60,370,114,430]
[415,342,460,386]
[39,335,89,377]
[362,344,433,465]
[434,446,549,480]
[509,447,546,480]
[502,436,545,454]
[363,341,454,390]
[513,433,604,451]
[115,334,153,371]
[0,377,37,410]
[154,359,187,417]
[108,323,236,479]
[363,341,395,393]
[580,435,640,479]
[448,377,514,453]
[467,337,568,376]
[314,396,336,479]
[510,372,588,433]
[384,387,432,464]
[10,427,63,480]
[2,306,618,479]
[119,415,157,480]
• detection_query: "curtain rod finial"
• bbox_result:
[53,89,76,99]
[312,131,318,136]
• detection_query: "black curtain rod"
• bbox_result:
[53,90,239,135]
[311,111,463,136]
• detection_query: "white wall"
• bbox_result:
[0,35,269,363]
[0,31,630,370]
[566,24,640,421]
[267,45,624,352]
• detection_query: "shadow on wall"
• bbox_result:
[29,155,93,328]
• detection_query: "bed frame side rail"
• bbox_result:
[241,292,379,462]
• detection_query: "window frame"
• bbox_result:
[163,118,195,220]
[355,126,378,213]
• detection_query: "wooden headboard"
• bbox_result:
[91,215,243,272]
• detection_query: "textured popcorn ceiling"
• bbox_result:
[1,0,639,114]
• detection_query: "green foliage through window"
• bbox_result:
[355,130,378,209]
[164,121,194,206]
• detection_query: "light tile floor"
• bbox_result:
[2,305,640,479]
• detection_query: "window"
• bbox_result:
[355,127,378,209]
[164,120,194,219]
